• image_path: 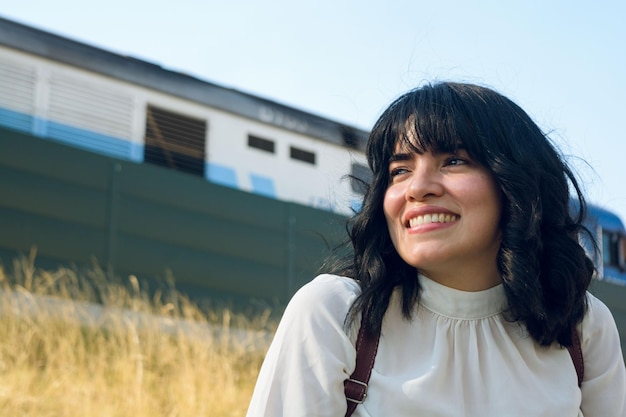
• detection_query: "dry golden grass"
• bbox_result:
[0,253,274,417]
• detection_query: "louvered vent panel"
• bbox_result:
[48,73,134,139]
[0,59,36,113]
[144,106,206,176]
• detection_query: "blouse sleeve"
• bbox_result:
[245,274,360,417]
[580,292,626,416]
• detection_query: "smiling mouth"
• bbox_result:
[408,213,459,228]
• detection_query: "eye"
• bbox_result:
[389,167,409,177]
[388,166,411,183]
[444,157,468,166]
[443,150,473,167]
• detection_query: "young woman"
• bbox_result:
[245,82,626,416]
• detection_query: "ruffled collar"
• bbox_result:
[418,274,507,319]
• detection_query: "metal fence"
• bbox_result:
[0,126,348,307]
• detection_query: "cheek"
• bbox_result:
[468,176,502,225]
[483,177,503,218]
[460,173,499,202]
[383,186,407,252]
[383,185,404,219]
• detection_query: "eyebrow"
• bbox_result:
[388,152,413,163]
[389,146,469,163]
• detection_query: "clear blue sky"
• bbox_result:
[2,0,625,222]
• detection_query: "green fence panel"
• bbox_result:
[0,126,348,306]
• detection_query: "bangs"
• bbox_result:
[395,112,465,156]
[368,84,481,175]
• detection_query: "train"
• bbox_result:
[0,16,369,217]
[0,16,624,290]
[582,203,626,284]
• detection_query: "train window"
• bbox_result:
[350,162,371,195]
[602,231,621,268]
[621,235,626,269]
[248,135,275,153]
[290,146,316,165]
[144,106,206,176]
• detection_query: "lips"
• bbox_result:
[407,213,459,228]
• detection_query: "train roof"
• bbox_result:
[571,197,626,234]
[587,203,626,234]
[0,16,369,151]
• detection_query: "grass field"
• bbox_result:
[0,253,274,417]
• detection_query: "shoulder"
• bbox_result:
[284,274,361,323]
[581,291,618,335]
[246,275,362,416]
[268,274,363,360]
[579,291,623,371]
[577,292,626,413]
[291,274,361,304]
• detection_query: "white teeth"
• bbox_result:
[408,213,458,228]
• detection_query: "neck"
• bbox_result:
[418,262,502,292]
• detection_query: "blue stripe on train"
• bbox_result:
[206,164,278,198]
[0,107,35,134]
[206,163,238,188]
[0,107,143,162]
[249,174,276,198]
[46,121,142,162]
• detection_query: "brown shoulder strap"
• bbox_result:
[344,317,380,417]
[567,327,584,387]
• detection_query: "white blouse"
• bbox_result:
[246,274,626,417]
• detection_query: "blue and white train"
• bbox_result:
[0,16,369,216]
[0,16,624,285]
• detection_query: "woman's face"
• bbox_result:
[383,139,503,290]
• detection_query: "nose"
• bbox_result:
[406,164,444,202]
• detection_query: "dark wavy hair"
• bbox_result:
[332,81,594,347]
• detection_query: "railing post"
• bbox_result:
[106,162,122,280]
